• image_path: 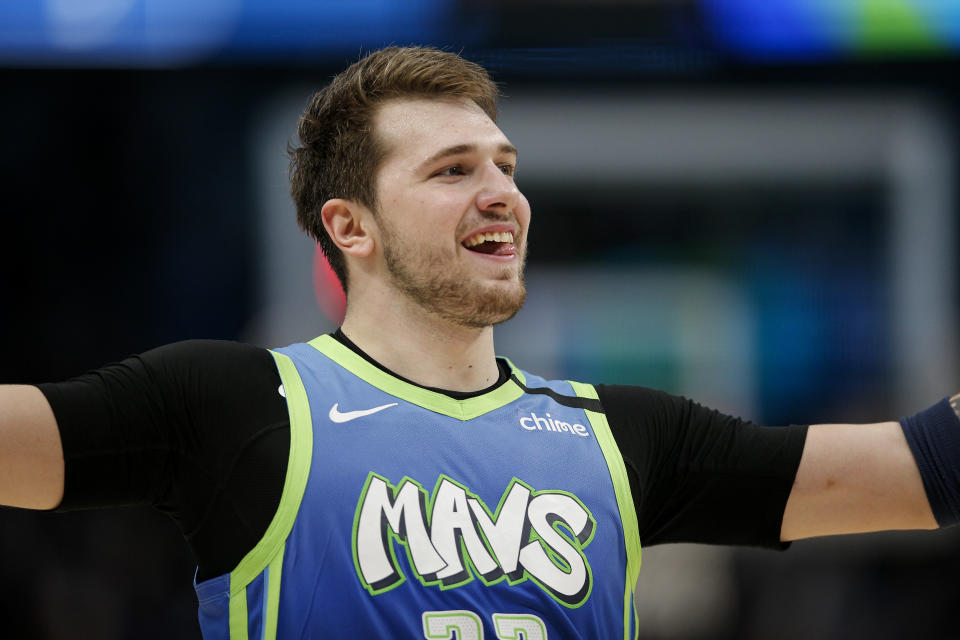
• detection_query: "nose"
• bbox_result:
[475,161,520,214]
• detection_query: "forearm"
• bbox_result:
[0,385,64,509]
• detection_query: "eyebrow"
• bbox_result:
[417,143,518,172]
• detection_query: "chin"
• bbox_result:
[462,285,527,328]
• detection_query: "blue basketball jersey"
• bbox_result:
[195,335,642,639]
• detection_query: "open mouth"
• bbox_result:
[462,231,516,256]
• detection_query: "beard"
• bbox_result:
[381,224,527,328]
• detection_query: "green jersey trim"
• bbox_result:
[568,381,642,640]
[228,587,248,640]
[227,351,314,602]
[307,334,527,420]
[263,546,285,640]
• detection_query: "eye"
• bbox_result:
[498,164,516,177]
[435,165,465,177]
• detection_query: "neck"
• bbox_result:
[340,289,500,393]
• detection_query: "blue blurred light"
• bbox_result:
[701,0,847,60]
[0,0,450,66]
[703,0,960,60]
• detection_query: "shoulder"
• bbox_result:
[136,339,283,412]
[42,339,280,411]
[570,382,735,461]
[594,384,687,413]
[514,368,678,407]
[133,339,278,390]
[139,338,274,370]
[518,372,688,419]
[509,370,692,442]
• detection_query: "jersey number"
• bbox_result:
[422,610,547,639]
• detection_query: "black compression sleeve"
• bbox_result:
[37,340,289,580]
[596,384,808,549]
[37,339,806,578]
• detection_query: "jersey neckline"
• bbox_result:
[330,328,511,400]
[308,334,528,421]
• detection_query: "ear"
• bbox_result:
[320,198,375,258]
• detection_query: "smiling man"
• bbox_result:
[1,46,958,640]
[331,97,530,351]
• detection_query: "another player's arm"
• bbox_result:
[778,394,960,540]
[0,385,64,510]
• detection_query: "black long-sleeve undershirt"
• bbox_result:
[38,335,807,581]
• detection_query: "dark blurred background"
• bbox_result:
[2,0,959,637]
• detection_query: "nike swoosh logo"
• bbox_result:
[329,402,398,423]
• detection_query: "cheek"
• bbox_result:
[423,193,469,226]
[391,186,474,237]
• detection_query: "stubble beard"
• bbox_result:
[382,234,527,329]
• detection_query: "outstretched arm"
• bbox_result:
[0,385,64,509]
[779,394,958,541]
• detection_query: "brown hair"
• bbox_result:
[289,46,500,293]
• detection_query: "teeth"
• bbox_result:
[464,231,514,247]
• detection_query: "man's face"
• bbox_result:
[370,98,530,328]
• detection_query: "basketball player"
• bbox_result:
[1,47,957,639]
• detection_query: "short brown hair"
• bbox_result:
[289,46,500,293]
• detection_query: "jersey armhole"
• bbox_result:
[220,351,313,640]
[568,380,642,640]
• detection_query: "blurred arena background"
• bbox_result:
[2,1,959,637]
